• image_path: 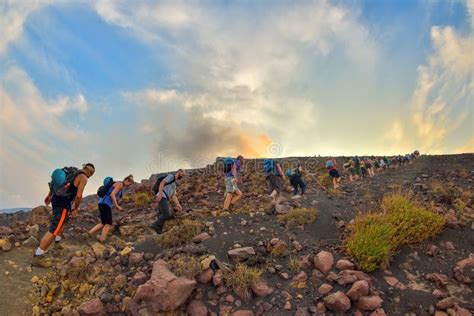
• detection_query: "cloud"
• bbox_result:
[381,0,474,154]
[0,0,52,54]
[99,0,378,161]
[0,64,89,207]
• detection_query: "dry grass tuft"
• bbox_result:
[278,208,319,226]
[133,192,153,208]
[168,255,202,279]
[317,174,333,190]
[157,219,204,248]
[225,264,262,290]
[345,193,445,272]
[288,257,303,272]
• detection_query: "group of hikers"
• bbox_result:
[31,150,420,268]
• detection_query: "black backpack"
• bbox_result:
[152,174,176,195]
[97,177,115,198]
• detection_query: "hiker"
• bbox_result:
[150,169,185,234]
[326,158,341,188]
[33,163,95,268]
[223,156,244,211]
[365,158,375,177]
[352,156,362,180]
[343,158,354,182]
[88,175,134,242]
[287,162,306,196]
[263,159,286,205]
[360,159,368,178]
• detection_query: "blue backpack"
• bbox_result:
[263,159,276,174]
[326,160,334,169]
[97,177,114,198]
[224,157,235,174]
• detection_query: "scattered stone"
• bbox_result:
[291,271,308,289]
[213,270,223,287]
[78,298,105,316]
[250,280,274,297]
[228,247,256,263]
[436,297,456,310]
[129,260,196,313]
[192,232,211,243]
[384,276,399,287]
[28,224,40,238]
[0,239,12,251]
[233,310,254,316]
[284,301,292,310]
[187,300,208,316]
[30,205,52,226]
[91,242,106,258]
[427,244,440,256]
[324,291,351,313]
[0,226,13,236]
[426,273,449,287]
[318,283,333,295]
[347,280,369,301]
[22,236,39,248]
[293,240,303,251]
[198,269,214,284]
[444,242,455,251]
[336,259,354,271]
[314,251,334,274]
[357,296,383,311]
[132,271,147,286]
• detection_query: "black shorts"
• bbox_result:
[157,199,173,217]
[99,203,113,225]
[48,205,70,236]
[329,169,340,178]
[266,174,283,193]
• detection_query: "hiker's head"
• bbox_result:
[237,155,244,164]
[83,163,95,178]
[175,169,185,180]
[123,174,134,187]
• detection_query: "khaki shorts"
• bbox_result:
[225,177,239,193]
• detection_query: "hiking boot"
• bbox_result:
[54,242,64,250]
[31,255,52,268]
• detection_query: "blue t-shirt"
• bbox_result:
[99,183,123,208]
[225,159,241,178]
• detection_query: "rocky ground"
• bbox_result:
[0,154,473,316]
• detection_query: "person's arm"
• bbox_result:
[277,163,286,180]
[171,194,182,212]
[110,182,124,211]
[232,164,238,182]
[72,174,88,215]
[44,190,53,206]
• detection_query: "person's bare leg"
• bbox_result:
[89,223,104,236]
[231,190,242,205]
[39,232,55,252]
[223,193,233,210]
[100,224,112,242]
[270,190,278,205]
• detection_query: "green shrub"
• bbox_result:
[317,174,333,190]
[277,208,319,226]
[345,194,445,272]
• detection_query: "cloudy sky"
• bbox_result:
[1,0,473,208]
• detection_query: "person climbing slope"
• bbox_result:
[264,159,286,205]
[326,157,341,188]
[223,155,244,211]
[150,169,185,234]
[88,175,134,242]
[32,163,95,268]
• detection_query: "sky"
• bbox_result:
[0,0,473,208]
